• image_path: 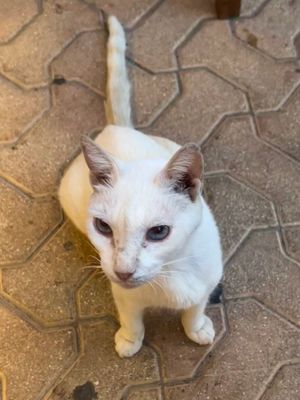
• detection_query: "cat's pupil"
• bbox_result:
[146,225,170,241]
[94,218,112,236]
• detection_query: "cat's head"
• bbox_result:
[81,136,204,289]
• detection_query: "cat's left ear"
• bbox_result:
[159,143,204,202]
[81,136,119,188]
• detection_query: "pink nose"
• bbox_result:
[115,271,134,281]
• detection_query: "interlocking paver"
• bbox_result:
[0,0,100,86]
[49,320,159,399]
[2,223,93,324]
[179,20,299,111]
[145,306,224,379]
[0,76,49,143]
[204,175,276,258]
[0,179,61,264]
[130,0,215,72]
[202,116,300,224]
[146,69,247,144]
[0,82,104,194]
[164,299,300,399]
[83,0,159,29]
[235,0,300,59]
[77,270,116,318]
[256,86,300,161]
[261,363,300,400]
[128,388,162,399]
[224,230,300,324]
[283,227,300,263]
[0,305,75,400]
[0,0,38,43]
[51,30,107,94]
[129,65,178,127]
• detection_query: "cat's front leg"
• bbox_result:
[181,299,215,345]
[112,286,145,358]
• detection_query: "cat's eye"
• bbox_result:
[146,225,170,242]
[94,218,113,237]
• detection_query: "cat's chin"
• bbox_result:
[111,279,147,289]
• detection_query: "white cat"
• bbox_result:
[59,16,223,357]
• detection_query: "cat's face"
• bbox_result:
[82,137,203,289]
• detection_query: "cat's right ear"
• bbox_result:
[81,136,118,188]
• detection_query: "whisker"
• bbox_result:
[161,255,198,267]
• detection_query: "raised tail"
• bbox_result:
[105,16,132,127]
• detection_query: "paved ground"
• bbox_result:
[0,0,300,399]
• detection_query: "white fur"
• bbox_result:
[58,16,223,357]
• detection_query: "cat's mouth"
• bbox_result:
[111,277,148,289]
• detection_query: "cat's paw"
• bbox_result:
[114,328,143,358]
[185,315,215,345]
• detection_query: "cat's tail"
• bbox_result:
[105,15,132,127]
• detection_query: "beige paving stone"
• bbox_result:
[145,306,224,379]
[130,0,215,72]
[2,223,93,324]
[51,30,107,94]
[179,21,299,111]
[0,82,104,194]
[0,179,61,264]
[240,0,266,16]
[128,388,162,400]
[256,86,300,161]
[84,0,159,28]
[0,305,75,400]
[204,174,276,258]
[129,64,178,127]
[49,320,159,399]
[261,363,300,400]
[224,230,300,325]
[235,0,300,59]
[51,30,178,127]
[0,0,38,43]
[283,227,300,263]
[202,116,300,223]
[146,69,247,144]
[0,75,49,143]
[77,270,117,318]
[164,299,300,399]
[0,0,100,86]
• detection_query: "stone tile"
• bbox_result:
[146,69,247,144]
[256,86,300,161]
[283,227,300,263]
[2,223,94,324]
[128,388,162,399]
[0,305,75,400]
[129,64,178,127]
[77,270,117,318]
[84,0,159,29]
[145,306,224,379]
[261,363,300,400]
[0,83,104,194]
[204,175,276,258]
[130,0,215,72]
[165,299,300,399]
[235,0,300,59]
[179,21,299,111]
[240,0,266,17]
[0,0,38,43]
[51,30,107,94]
[50,320,159,399]
[202,116,300,224]
[0,76,49,143]
[0,0,99,86]
[224,230,300,325]
[0,179,61,265]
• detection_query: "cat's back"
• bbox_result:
[95,125,179,160]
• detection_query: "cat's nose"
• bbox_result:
[115,271,134,281]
